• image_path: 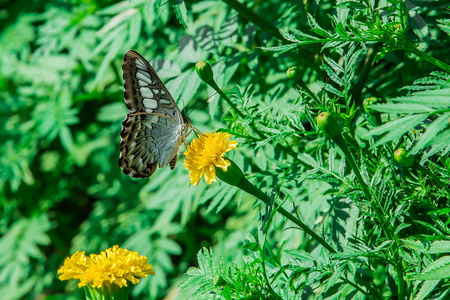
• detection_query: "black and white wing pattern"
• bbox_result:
[119,50,191,178]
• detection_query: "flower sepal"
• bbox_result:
[84,283,129,300]
[215,157,244,187]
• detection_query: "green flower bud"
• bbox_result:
[215,157,244,187]
[287,66,301,82]
[363,97,379,116]
[195,61,214,83]
[394,148,414,167]
[317,112,342,138]
[363,97,382,125]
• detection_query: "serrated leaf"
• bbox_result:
[335,22,350,38]
[323,63,344,86]
[368,103,434,114]
[410,111,450,154]
[395,223,411,235]
[411,256,450,280]
[307,13,332,38]
[413,280,440,300]
[260,43,301,54]
[366,114,428,147]
[297,153,320,168]
[402,239,450,254]
[323,55,344,74]
[393,88,450,107]
[282,27,319,41]
[285,249,314,261]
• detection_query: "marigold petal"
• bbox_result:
[204,165,217,184]
[183,131,237,185]
[214,157,231,170]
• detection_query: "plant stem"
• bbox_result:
[332,134,406,299]
[238,176,336,253]
[292,76,321,106]
[352,44,379,108]
[221,0,288,42]
[260,241,283,300]
[406,41,450,73]
[205,79,245,119]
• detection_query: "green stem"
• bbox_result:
[205,79,245,119]
[406,41,450,73]
[260,241,282,300]
[221,0,288,42]
[292,76,321,106]
[332,134,406,299]
[352,45,379,108]
[340,275,377,300]
[237,177,336,253]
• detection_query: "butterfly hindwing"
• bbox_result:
[119,114,183,178]
[119,50,190,178]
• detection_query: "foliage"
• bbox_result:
[1,0,450,299]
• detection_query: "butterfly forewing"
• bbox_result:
[119,50,190,178]
[122,50,182,121]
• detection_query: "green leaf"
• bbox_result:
[406,0,430,43]
[411,256,450,280]
[402,239,450,254]
[307,13,332,38]
[366,114,429,147]
[393,88,450,107]
[369,103,434,114]
[285,249,314,261]
[172,0,188,27]
[410,111,450,154]
[413,280,440,300]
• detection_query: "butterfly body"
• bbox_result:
[119,50,190,178]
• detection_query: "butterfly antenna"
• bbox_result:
[187,90,220,117]
[181,98,188,117]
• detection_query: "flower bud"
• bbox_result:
[394,148,414,167]
[195,61,214,83]
[317,112,342,138]
[363,97,382,125]
[215,157,244,187]
[363,97,379,116]
[287,66,301,82]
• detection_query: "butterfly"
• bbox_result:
[118,50,191,178]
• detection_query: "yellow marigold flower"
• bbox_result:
[183,132,238,186]
[58,251,91,282]
[58,245,155,288]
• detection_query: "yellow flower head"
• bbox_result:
[183,131,238,186]
[58,245,155,288]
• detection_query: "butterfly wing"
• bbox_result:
[122,50,183,121]
[119,50,188,178]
